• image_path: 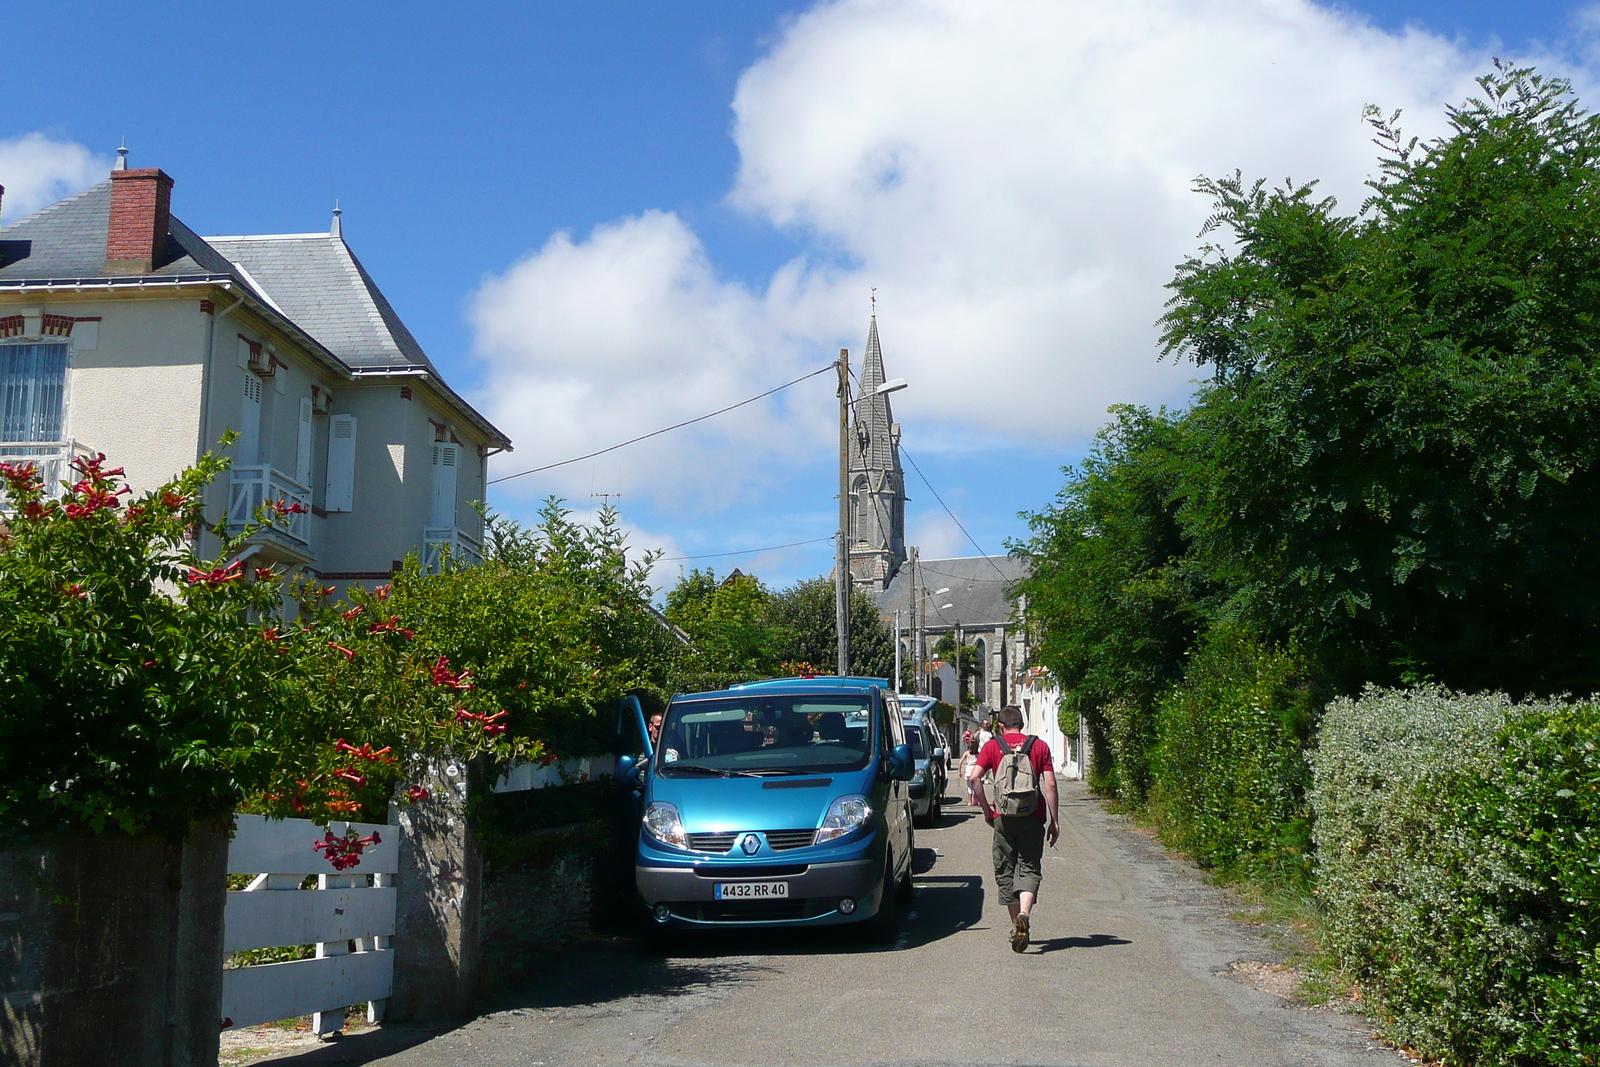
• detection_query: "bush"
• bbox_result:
[1149,627,1318,883]
[1312,687,1600,1065]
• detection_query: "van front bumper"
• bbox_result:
[636,857,880,927]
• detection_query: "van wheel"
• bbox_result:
[862,855,900,943]
[896,827,916,903]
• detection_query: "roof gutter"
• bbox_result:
[348,366,512,450]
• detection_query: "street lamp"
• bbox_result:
[836,354,910,676]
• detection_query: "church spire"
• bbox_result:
[846,297,907,590]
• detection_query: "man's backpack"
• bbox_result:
[993,734,1040,817]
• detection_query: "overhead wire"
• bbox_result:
[488,362,836,485]
[899,445,1014,584]
[659,535,835,562]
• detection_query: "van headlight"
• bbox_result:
[643,801,688,849]
[911,766,927,783]
[816,794,871,844]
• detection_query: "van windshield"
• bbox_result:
[656,695,874,776]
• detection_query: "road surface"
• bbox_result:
[257,780,1404,1067]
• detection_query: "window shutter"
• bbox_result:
[325,414,357,512]
[430,442,459,527]
[0,342,68,442]
[239,375,263,464]
[295,397,314,488]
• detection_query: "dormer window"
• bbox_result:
[0,341,68,443]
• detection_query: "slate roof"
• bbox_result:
[0,179,508,447]
[205,234,439,375]
[0,181,237,281]
[877,555,1030,630]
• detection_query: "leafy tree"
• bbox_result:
[930,632,983,709]
[1160,65,1600,695]
[767,577,896,681]
[663,567,778,687]
[1011,406,1205,797]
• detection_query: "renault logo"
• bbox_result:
[741,834,761,855]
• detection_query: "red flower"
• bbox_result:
[255,567,275,581]
[162,492,187,509]
[406,786,431,802]
[431,656,471,688]
[261,626,283,642]
[21,501,46,520]
[62,583,86,600]
[334,768,368,788]
[185,560,245,585]
[327,642,356,661]
[373,584,391,601]
[342,606,365,620]
[268,498,307,516]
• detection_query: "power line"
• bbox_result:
[899,445,1012,583]
[659,534,835,562]
[489,363,836,485]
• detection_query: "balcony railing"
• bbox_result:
[228,466,312,545]
[0,440,95,503]
[423,526,483,573]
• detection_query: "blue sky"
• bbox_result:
[1,1,1593,592]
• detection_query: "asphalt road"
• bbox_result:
[265,781,1406,1067]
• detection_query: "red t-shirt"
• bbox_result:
[975,732,1053,820]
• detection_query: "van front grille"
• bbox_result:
[764,829,816,851]
[685,832,737,853]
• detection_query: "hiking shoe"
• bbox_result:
[1011,912,1030,953]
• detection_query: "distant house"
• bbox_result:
[0,154,510,588]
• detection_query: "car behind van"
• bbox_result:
[621,677,916,938]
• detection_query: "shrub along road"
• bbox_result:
[259,782,1406,1067]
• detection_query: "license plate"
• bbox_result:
[713,880,789,900]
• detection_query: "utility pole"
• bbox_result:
[835,348,851,677]
[907,547,919,693]
[893,608,902,692]
[955,620,964,715]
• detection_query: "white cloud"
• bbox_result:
[0,133,111,222]
[472,0,1529,514]
[473,210,833,510]
[908,513,964,560]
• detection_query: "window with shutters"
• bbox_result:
[325,414,356,512]
[430,442,459,528]
[295,397,314,489]
[0,342,68,443]
[238,375,263,464]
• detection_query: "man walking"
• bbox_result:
[967,705,1059,952]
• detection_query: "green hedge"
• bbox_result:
[1312,687,1600,1066]
[1149,627,1317,884]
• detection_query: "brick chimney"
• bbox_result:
[104,168,174,275]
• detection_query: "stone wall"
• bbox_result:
[0,822,227,1067]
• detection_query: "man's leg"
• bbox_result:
[992,821,1019,921]
[1012,819,1045,918]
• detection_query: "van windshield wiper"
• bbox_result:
[664,763,733,776]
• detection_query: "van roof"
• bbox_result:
[674,676,886,701]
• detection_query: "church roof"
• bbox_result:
[877,555,1030,630]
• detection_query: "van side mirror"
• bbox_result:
[933,747,947,762]
[614,754,646,790]
[889,743,915,781]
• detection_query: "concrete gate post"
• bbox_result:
[387,755,482,1022]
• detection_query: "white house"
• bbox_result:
[0,154,510,588]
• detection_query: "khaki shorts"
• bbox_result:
[991,815,1045,905]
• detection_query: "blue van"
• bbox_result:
[619,677,916,937]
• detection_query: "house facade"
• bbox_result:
[0,156,509,587]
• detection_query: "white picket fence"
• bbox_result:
[221,814,398,1034]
